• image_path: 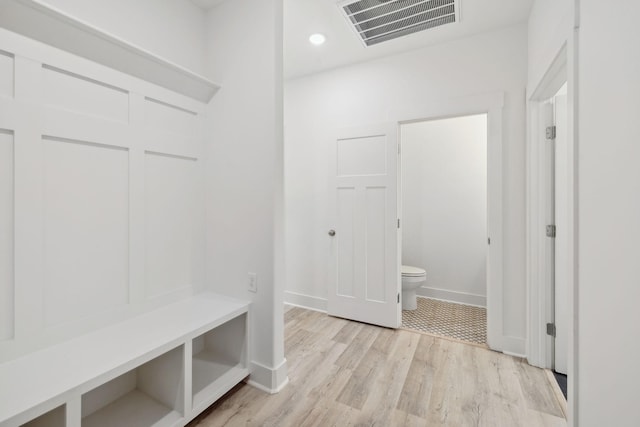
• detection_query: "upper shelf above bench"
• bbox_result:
[0,0,221,103]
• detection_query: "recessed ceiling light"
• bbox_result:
[309,33,326,46]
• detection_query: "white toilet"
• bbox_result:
[401,265,427,310]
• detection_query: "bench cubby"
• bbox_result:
[81,345,184,427]
[20,405,65,427]
[192,313,248,411]
[0,293,250,427]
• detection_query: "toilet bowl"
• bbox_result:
[401,265,427,310]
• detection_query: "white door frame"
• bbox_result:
[526,41,578,423]
[390,92,505,351]
[526,44,569,366]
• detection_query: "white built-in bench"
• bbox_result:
[0,293,250,427]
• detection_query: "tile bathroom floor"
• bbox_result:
[402,297,487,345]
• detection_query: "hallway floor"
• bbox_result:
[189,307,566,427]
[402,297,487,345]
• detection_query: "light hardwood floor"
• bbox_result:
[189,307,567,427]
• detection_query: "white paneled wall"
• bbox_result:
[0,28,206,361]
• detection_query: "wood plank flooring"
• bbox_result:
[189,307,566,427]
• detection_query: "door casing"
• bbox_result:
[526,44,575,372]
[390,92,505,352]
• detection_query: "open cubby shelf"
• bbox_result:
[82,390,181,427]
[81,345,184,427]
[21,405,65,427]
[193,361,248,409]
[0,292,250,427]
[191,313,248,411]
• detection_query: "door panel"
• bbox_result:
[328,124,400,328]
[365,187,386,303]
[336,187,356,298]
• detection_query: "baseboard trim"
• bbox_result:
[417,287,486,308]
[247,358,289,394]
[284,291,327,312]
[502,336,527,358]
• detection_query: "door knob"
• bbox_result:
[328,229,336,236]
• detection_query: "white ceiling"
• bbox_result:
[191,0,534,80]
[284,0,533,79]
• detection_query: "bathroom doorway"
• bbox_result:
[399,114,488,345]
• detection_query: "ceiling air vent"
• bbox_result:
[338,0,458,47]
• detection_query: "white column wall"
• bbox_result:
[204,0,287,392]
[578,1,640,425]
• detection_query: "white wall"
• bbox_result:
[204,0,287,392]
[40,0,206,73]
[401,115,487,306]
[284,24,528,351]
[578,1,640,425]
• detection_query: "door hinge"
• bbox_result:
[487,237,491,245]
[397,293,400,303]
[546,126,556,140]
[546,224,556,238]
[397,219,400,229]
[546,322,556,337]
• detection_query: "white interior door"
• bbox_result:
[327,124,400,328]
[554,91,569,375]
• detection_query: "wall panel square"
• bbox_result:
[43,136,129,327]
[144,97,197,136]
[42,65,129,123]
[0,51,14,99]
[144,152,197,299]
